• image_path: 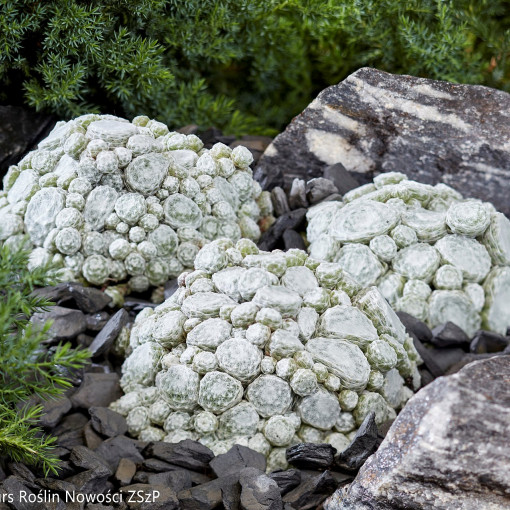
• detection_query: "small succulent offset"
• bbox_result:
[0,114,273,293]
[306,173,510,336]
[111,239,420,471]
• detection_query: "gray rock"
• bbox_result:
[120,483,179,510]
[39,396,72,428]
[288,178,308,209]
[143,439,214,472]
[85,311,110,332]
[83,421,104,450]
[255,68,510,217]
[271,187,290,217]
[69,445,112,473]
[331,356,510,509]
[95,435,144,472]
[258,208,307,251]
[88,308,130,357]
[71,373,122,409]
[178,474,239,510]
[210,444,266,478]
[239,467,283,510]
[2,476,45,510]
[286,443,336,470]
[268,469,301,496]
[282,229,306,251]
[335,412,378,472]
[31,306,87,342]
[147,470,192,493]
[305,177,338,205]
[283,471,338,510]
[396,311,433,344]
[431,321,470,348]
[54,412,88,448]
[33,282,112,313]
[115,458,137,486]
[89,406,127,437]
[470,330,510,353]
[323,163,360,196]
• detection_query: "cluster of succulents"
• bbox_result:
[0,114,273,292]
[111,239,420,470]
[306,173,510,336]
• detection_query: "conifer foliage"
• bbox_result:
[0,0,509,134]
[0,241,89,475]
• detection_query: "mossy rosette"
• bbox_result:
[306,172,510,336]
[0,114,273,293]
[111,239,420,471]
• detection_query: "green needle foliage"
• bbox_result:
[0,0,509,135]
[0,240,90,476]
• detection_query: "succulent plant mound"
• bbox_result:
[0,114,273,293]
[306,173,510,336]
[110,239,420,471]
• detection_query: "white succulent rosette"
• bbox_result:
[0,114,273,292]
[307,173,510,336]
[111,239,420,470]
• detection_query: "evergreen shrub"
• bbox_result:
[0,0,509,135]
[0,241,89,475]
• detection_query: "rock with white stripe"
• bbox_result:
[254,67,510,217]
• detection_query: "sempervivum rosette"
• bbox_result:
[306,173,510,336]
[0,114,273,293]
[111,239,420,471]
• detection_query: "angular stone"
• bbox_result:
[2,476,46,510]
[286,443,336,470]
[470,330,510,354]
[114,458,137,486]
[288,178,308,210]
[323,163,360,196]
[306,177,338,205]
[335,412,378,472]
[239,467,283,510]
[396,311,433,344]
[69,445,112,473]
[88,308,130,357]
[89,406,127,437]
[31,306,87,342]
[283,471,338,510]
[120,483,179,509]
[282,229,306,251]
[39,396,72,428]
[178,474,239,510]
[83,421,103,450]
[431,321,470,348]
[268,470,301,496]
[258,208,307,251]
[71,373,122,409]
[210,444,266,478]
[95,435,145,471]
[255,68,510,218]
[271,186,290,217]
[143,440,214,472]
[85,311,111,332]
[333,356,510,509]
[147,470,192,493]
[35,282,112,313]
[53,412,88,448]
